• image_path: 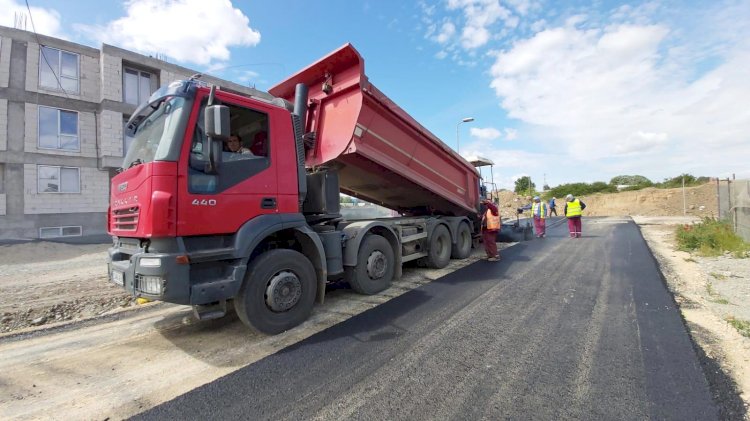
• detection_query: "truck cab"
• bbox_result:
[108,79,313,309]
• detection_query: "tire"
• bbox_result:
[235,249,316,335]
[345,234,395,295]
[426,224,451,268]
[450,222,472,259]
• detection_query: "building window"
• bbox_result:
[123,117,135,156]
[39,46,80,93]
[124,68,154,105]
[39,106,79,151]
[37,165,80,193]
[39,226,82,238]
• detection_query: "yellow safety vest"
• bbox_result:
[485,209,500,230]
[566,199,582,217]
[532,202,547,219]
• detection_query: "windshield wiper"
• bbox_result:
[128,159,143,169]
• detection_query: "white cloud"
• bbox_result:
[0,0,64,38]
[488,5,750,181]
[447,0,516,49]
[614,131,668,155]
[504,128,518,140]
[470,127,502,140]
[236,70,260,84]
[435,21,456,44]
[76,0,260,66]
[435,50,448,60]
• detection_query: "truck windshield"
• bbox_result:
[123,96,187,169]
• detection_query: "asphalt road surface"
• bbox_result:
[134,217,726,420]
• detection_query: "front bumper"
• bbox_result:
[108,243,190,303]
[108,237,246,305]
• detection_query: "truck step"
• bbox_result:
[192,301,227,321]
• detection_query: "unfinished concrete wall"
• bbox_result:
[718,179,750,242]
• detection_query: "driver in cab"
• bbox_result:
[225,134,253,156]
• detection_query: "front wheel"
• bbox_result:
[235,249,316,335]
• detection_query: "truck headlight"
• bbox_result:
[137,275,163,295]
[139,257,162,267]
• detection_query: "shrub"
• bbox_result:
[676,218,750,257]
[726,317,750,338]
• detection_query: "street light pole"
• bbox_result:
[455,117,474,154]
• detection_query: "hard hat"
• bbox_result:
[533,196,540,201]
[566,194,574,201]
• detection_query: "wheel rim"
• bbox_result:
[265,270,302,312]
[366,250,387,279]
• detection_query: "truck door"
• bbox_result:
[176,95,278,236]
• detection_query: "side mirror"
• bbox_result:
[205,105,230,138]
[204,105,229,174]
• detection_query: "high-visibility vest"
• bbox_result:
[566,199,582,217]
[485,209,500,230]
[532,202,547,219]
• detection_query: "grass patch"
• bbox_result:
[710,298,731,305]
[676,218,750,257]
[710,272,727,280]
[726,317,750,338]
[705,282,716,296]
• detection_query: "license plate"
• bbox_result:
[111,270,124,286]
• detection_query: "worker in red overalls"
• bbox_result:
[531,196,548,238]
[481,198,501,261]
[564,194,586,238]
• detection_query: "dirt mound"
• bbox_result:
[491,183,718,219]
[580,183,717,217]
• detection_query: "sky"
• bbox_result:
[3,0,749,189]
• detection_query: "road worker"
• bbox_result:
[564,194,587,238]
[480,198,501,261]
[531,196,548,238]
[549,196,557,216]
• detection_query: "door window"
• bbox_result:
[189,101,270,194]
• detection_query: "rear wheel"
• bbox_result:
[345,234,394,295]
[425,224,451,268]
[450,222,472,259]
[235,249,316,335]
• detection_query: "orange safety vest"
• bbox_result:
[566,199,582,217]
[532,202,547,219]
[485,209,500,230]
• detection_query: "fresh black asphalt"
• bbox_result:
[133,217,740,420]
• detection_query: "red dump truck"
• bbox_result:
[108,44,484,334]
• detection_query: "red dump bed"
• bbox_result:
[269,44,480,216]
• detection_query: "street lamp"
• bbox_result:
[456,117,475,154]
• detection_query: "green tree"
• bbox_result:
[657,173,708,189]
[514,176,535,194]
[609,175,652,187]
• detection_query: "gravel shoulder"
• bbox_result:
[0,242,135,333]
[635,216,750,417]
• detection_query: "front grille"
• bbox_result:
[112,206,140,231]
